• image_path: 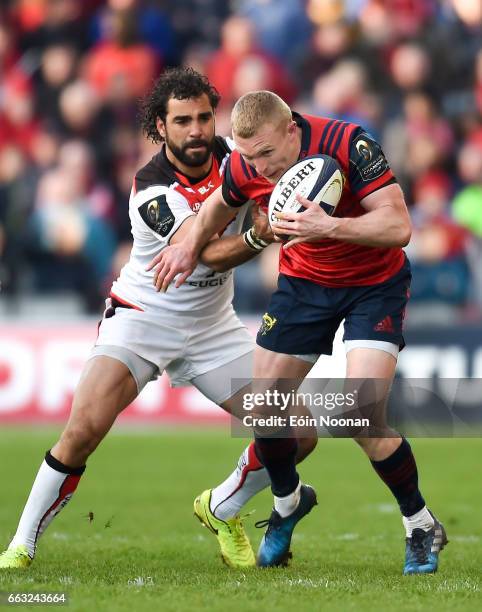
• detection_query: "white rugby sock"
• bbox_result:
[402,505,435,537]
[210,442,270,520]
[9,452,85,558]
[274,481,301,518]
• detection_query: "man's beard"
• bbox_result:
[165,134,214,168]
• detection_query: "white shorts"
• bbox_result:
[92,304,254,399]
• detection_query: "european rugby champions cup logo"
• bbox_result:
[260,312,277,335]
[355,138,372,161]
[147,199,159,224]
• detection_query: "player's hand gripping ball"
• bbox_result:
[268,155,344,233]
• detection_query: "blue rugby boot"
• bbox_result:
[256,484,317,567]
[403,512,448,575]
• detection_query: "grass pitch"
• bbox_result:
[0,428,481,611]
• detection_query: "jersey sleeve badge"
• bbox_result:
[139,195,175,237]
[351,132,390,182]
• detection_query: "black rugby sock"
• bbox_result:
[254,436,299,498]
[370,438,425,517]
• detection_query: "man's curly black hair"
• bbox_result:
[140,67,220,144]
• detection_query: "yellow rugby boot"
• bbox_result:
[0,545,32,569]
[194,489,255,568]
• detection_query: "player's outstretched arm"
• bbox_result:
[199,205,275,272]
[146,186,237,291]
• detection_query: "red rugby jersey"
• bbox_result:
[222,113,405,287]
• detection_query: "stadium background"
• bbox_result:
[0,3,481,610]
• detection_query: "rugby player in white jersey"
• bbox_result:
[0,69,316,570]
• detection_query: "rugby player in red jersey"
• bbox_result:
[0,74,318,571]
[149,91,448,573]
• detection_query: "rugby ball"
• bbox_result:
[268,154,344,228]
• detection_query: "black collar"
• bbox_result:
[292,111,311,160]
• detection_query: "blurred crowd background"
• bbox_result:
[0,0,481,324]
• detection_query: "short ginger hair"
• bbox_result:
[231,90,292,138]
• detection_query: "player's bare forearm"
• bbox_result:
[199,234,262,272]
[330,204,412,247]
[184,187,238,256]
[330,184,411,247]
[200,203,274,272]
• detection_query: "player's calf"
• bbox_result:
[53,421,105,468]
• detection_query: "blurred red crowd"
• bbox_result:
[0,0,481,318]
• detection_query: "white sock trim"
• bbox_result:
[274,481,302,518]
[402,506,434,537]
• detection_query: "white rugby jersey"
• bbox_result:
[110,137,249,314]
